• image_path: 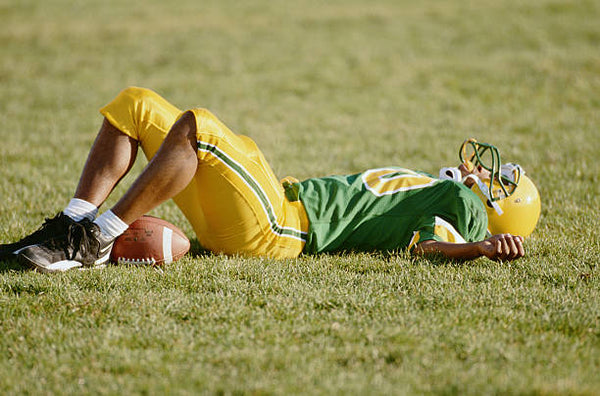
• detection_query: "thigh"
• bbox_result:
[184,108,307,257]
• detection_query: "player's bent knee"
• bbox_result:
[167,110,198,147]
[118,86,158,109]
[178,110,197,132]
[101,86,178,142]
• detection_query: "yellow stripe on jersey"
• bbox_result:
[362,168,437,196]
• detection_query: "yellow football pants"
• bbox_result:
[100,87,308,258]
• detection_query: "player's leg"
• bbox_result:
[0,113,139,261]
[17,87,308,271]
[85,106,307,257]
[15,87,184,271]
[110,110,198,224]
[18,114,197,273]
[18,109,198,272]
[94,98,307,258]
[73,118,139,207]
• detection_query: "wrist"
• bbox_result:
[475,240,487,257]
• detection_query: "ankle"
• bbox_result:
[64,198,98,221]
[94,210,128,239]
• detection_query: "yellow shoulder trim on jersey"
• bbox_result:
[408,231,421,251]
[433,216,466,243]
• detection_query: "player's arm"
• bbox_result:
[414,234,525,261]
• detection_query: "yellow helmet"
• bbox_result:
[459,139,541,238]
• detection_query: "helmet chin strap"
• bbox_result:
[463,175,504,216]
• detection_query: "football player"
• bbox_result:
[0,87,541,272]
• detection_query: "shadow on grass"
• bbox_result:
[0,256,29,272]
[0,239,474,273]
[187,238,211,258]
[314,249,471,268]
[0,238,209,273]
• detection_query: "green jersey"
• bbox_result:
[296,167,488,254]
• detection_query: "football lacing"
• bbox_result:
[116,257,157,266]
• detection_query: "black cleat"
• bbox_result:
[18,219,115,273]
[0,213,76,261]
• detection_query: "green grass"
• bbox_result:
[1,0,599,394]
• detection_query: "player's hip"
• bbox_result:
[193,195,309,259]
[172,157,309,258]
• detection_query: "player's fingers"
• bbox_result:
[499,235,510,259]
[515,236,525,258]
[496,239,503,257]
[494,238,507,261]
[507,236,519,260]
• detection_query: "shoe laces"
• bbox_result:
[48,219,100,260]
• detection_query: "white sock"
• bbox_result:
[93,210,129,239]
[63,198,98,221]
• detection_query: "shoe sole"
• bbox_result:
[18,254,106,274]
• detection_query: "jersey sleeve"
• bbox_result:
[407,216,467,251]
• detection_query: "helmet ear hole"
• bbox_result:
[477,174,541,238]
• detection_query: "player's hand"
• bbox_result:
[478,234,525,261]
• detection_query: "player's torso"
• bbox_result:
[298,167,486,253]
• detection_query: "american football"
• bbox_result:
[110,215,190,266]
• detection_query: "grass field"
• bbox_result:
[1,0,599,394]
